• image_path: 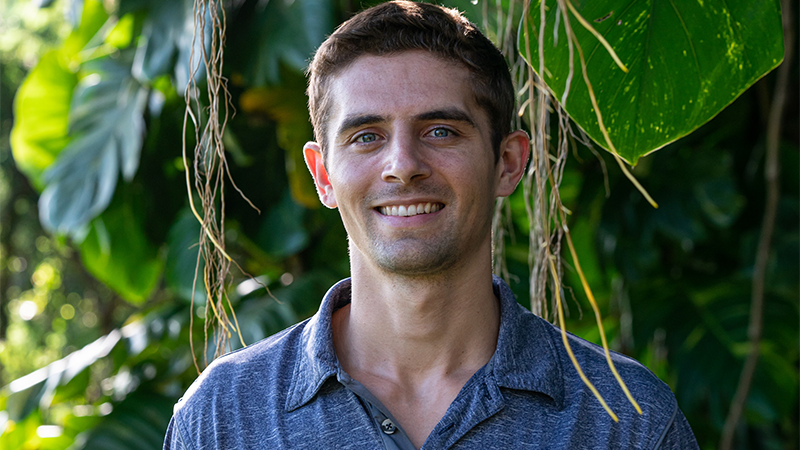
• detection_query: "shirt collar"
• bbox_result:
[285,276,564,412]
[490,275,565,408]
[285,278,350,412]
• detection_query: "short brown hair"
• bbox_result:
[307,1,514,161]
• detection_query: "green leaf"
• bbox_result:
[105,13,137,49]
[567,215,607,300]
[131,0,206,92]
[164,208,206,304]
[239,72,319,208]
[62,0,110,59]
[520,0,784,164]
[0,413,42,450]
[283,121,320,209]
[10,51,77,189]
[235,0,335,85]
[257,192,309,258]
[72,390,175,450]
[3,331,122,422]
[78,200,162,304]
[9,0,111,190]
[118,0,152,16]
[1,310,184,425]
[39,57,148,235]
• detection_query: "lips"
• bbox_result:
[378,202,443,217]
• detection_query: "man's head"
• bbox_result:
[307,1,514,161]
[303,2,529,277]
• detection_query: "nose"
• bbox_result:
[381,134,431,184]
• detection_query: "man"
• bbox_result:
[164,2,699,448]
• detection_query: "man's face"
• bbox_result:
[308,51,507,276]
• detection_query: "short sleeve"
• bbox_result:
[656,409,700,450]
[163,414,189,450]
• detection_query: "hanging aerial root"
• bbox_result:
[201,273,227,330]
[549,255,619,422]
[562,9,658,209]
[226,290,247,346]
[563,0,628,73]
[565,230,642,415]
[189,238,203,374]
[510,0,647,422]
[181,0,257,366]
[613,154,658,208]
[181,129,234,264]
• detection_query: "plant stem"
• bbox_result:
[719,1,793,448]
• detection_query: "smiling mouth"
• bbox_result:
[378,202,444,217]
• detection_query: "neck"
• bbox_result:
[334,241,500,383]
[332,240,501,449]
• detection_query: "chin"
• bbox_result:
[371,245,460,277]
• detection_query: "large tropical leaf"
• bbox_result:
[71,390,175,450]
[232,0,335,86]
[1,308,183,423]
[257,192,309,258]
[9,51,77,189]
[10,0,111,189]
[38,57,148,235]
[78,199,163,305]
[61,0,110,57]
[131,0,208,92]
[520,0,785,164]
[164,208,205,303]
[0,311,188,447]
[2,331,122,422]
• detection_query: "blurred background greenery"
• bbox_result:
[0,0,796,449]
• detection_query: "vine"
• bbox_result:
[491,0,644,421]
[183,0,252,372]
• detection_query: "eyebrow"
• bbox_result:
[336,114,385,138]
[414,108,476,128]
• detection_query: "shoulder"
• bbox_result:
[520,310,674,399]
[519,310,684,448]
[171,318,310,421]
[165,319,314,449]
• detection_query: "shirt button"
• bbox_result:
[381,418,397,435]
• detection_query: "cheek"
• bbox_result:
[329,160,373,208]
[444,158,497,193]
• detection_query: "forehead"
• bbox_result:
[326,51,479,130]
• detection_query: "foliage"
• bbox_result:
[529,95,799,449]
[39,57,148,236]
[8,50,76,190]
[0,0,796,449]
[520,0,785,164]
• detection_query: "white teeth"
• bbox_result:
[380,202,442,217]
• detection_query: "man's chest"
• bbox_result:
[183,378,649,450]
[349,373,469,449]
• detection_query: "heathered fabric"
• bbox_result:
[163,276,699,449]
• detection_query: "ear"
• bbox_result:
[495,130,530,197]
[303,142,337,209]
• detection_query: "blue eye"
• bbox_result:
[355,133,378,143]
[431,128,452,138]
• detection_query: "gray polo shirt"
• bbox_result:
[163,276,699,449]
